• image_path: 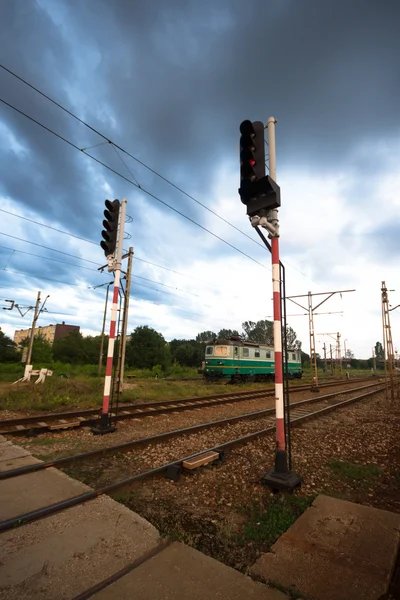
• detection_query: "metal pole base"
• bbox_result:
[261,450,302,492]
[91,413,116,435]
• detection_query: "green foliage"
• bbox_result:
[126,325,169,369]
[0,377,102,411]
[217,329,239,339]
[31,335,53,363]
[53,331,104,364]
[195,330,216,343]
[0,330,20,362]
[241,320,301,349]
[329,460,383,484]
[375,341,384,361]
[242,495,314,547]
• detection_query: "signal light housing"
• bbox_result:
[238,120,280,217]
[100,199,120,257]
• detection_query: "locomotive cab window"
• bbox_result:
[215,346,228,356]
[292,353,296,360]
[243,348,249,357]
[266,351,271,358]
[234,347,238,356]
[255,350,260,358]
[206,347,213,355]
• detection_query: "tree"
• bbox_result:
[375,341,384,361]
[31,335,53,364]
[0,330,19,362]
[126,326,169,369]
[53,331,101,364]
[285,326,302,350]
[196,331,216,343]
[242,320,273,344]
[345,349,355,359]
[217,329,239,339]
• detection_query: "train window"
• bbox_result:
[292,353,296,360]
[215,346,228,356]
[255,350,260,358]
[243,348,249,357]
[206,347,213,355]
[234,347,238,356]
[266,351,271,358]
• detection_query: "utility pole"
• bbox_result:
[25,291,50,365]
[287,290,355,391]
[98,284,111,376]
[320,332,343,377]
[337,332,342,374]
[372,347,376,373]
[323,343,327,374]
[381,281,396,400]
[330,344,334,375]
[119,246,133,387]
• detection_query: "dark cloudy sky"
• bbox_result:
[1,0,399,358]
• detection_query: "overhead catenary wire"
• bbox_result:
[0,63,324,288]
[0,241,237,305]
[0,215,219,283]
[0,96,267,270]
[0,63,270,255]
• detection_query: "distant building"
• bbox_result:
[13,322,80,346]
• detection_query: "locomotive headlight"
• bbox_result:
[205,360,210,365]
[218,361,224,365]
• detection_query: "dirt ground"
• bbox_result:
[106,391,400,575]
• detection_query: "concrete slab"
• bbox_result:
[92,541,287,600]
[0,443,31,463]
[0,494,161,600]
[250,494,400,600]
[0,465,93,520]
[0,454,42,473]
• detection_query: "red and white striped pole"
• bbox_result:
[267,117,285,453]
[96,198,127,434]
[262,118,300,489]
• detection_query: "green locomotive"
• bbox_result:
[201,336,302,383]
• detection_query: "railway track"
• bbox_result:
[0,377,377,436]
[0,381,385,532]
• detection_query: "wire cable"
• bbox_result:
[0,96,267,270]
[0,63,270,254]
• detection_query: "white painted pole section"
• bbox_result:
[267,116,285,450]
[101,198,127,416]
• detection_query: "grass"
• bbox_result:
[0,373,274,413]
[328,460,384,485]
[242,494,315,548]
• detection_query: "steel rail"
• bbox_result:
[0,382,382,482]
[0,377,376,436]
[0,383,384,533]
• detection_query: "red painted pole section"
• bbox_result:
[272,236,285,451]
[101,275,121,415]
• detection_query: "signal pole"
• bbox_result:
[98,283,111,376]
[330,344,334,375]
[287,290,354,390]
[93,198,127,434]
[241,116,300,491]
[120,246,133,387]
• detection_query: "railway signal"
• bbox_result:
[238,119,281,218]
[101,199,121,257]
